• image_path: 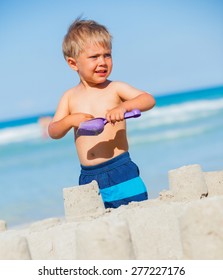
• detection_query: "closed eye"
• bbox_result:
[105,53,111,58]
[89,53,111,59]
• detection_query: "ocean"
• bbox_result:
[1,86,223,227]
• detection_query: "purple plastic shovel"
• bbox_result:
[76,109,141,136]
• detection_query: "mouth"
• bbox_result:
[95,69,107,74]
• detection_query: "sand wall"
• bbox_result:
[0,164,223,260]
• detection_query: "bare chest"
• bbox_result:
[69,90,121,117]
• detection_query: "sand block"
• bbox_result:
[75,217,135,260]
[204,171,223,196]
[168,164,208,200]
[0,235,31,260]
[26,221,77,260]
[63,180,105,221]
[123,201,184,259]
[180,196,223,259]
[29,217,62,232]
[0,220,7,232]
[159,189,174,201]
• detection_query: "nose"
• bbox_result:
[98,55,106,65]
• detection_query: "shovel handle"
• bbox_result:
[104,109,141,124]
[124,109,141,119]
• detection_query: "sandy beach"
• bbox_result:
[0,164,223,260]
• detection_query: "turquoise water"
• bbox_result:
[1,86,223,227]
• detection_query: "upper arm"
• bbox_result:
[113,81,155,111]
[114,81,147,101]
[52,91,70,122]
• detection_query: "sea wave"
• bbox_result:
[0,124,43,145]
[128,98,223,131]
[129,125,213,145]
[1,98,223,146]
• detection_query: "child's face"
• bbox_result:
[74,42,113,86]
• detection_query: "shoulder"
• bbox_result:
[61,85,80,101]
[63,85,79,96]
[110,80,129,88]
[110,80,143,95]
[109,80,134,93]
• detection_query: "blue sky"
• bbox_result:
[0,0,223,120]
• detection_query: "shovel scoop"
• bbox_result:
[77,109,141,136]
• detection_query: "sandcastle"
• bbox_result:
[0,164,223,260]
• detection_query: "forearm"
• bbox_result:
[48,115,74,139]
[122,93,156,112]
[105,93,155,123]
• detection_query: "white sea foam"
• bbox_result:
[129,125,209,145]
[128,98,223,131]
[0,124,43,145]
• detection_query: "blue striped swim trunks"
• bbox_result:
[79,152,148,208]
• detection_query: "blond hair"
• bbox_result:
[62,18,112,60]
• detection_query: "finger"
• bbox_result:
[105,113,112,123]
[110,114,117,123]
[115,113,121,121]
[86,114,94,119]
[120,111,125,120]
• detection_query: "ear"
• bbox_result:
[66,57,78,71]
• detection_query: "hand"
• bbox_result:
[72,113,94,127]
[105,107,127,124]
[48,113,94,139]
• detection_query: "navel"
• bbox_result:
[89,152,96,159]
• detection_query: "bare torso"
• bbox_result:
[69,82,129,165]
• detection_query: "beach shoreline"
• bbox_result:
[0,164,223,260]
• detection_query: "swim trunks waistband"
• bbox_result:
[80,152,130,175]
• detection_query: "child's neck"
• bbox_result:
[79,79,111,89]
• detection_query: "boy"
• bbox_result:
[48,18,156,208]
